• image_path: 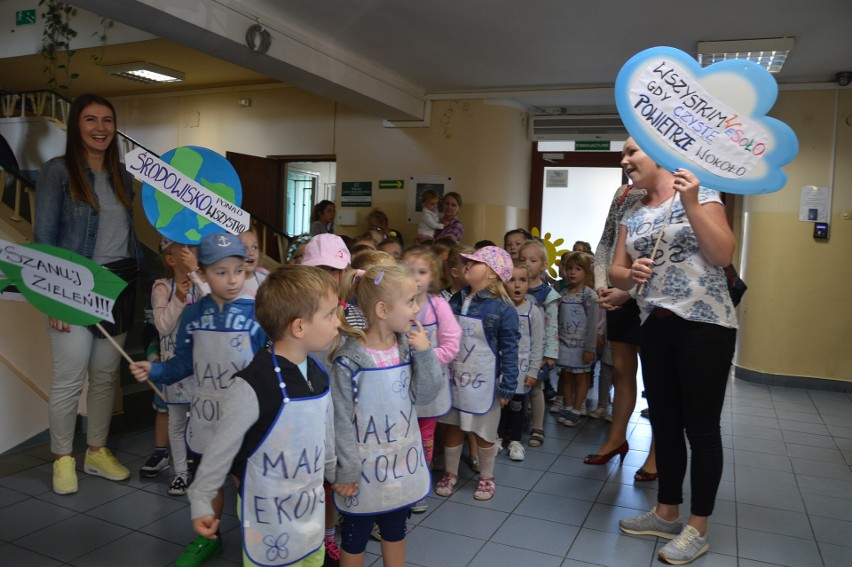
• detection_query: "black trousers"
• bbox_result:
[639,313,736,517]
[498,394,526,442]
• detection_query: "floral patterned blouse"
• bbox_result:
[621,187,737,329]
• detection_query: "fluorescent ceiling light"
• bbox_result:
[103,62,185,84]
[697,37,794,73]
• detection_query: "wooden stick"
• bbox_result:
[95,322,166,402]
[637,194,677,295]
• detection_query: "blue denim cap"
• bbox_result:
[198,232,248,265]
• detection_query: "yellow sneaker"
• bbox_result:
[53,456,78,495]
[84,448,130,481]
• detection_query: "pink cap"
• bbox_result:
[301,233,350,269]
[460,246,513,283]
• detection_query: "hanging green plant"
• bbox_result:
[90,16,114,66]
[39,0,78,91]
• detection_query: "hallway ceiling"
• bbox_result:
[4,0,851,119]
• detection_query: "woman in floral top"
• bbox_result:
[610,138,736,565]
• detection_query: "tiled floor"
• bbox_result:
[1,374,851,566]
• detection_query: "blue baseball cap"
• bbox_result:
[198,232,248,265]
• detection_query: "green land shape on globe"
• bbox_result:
[153,147,237,241]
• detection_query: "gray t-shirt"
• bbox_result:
[92,171,130,264]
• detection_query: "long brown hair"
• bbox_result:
[65,94,130,210]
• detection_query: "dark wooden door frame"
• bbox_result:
[529,143,626,228]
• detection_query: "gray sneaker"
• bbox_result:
[658,525,709,564]
[619,507,683,539]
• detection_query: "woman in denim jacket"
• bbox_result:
[34,94,144,496]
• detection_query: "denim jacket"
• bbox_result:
[33,157,144,270]
[449,287,520,399]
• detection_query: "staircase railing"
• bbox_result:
[0,89,286,266]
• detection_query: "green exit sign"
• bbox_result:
[575,141,611,151]
[16,9,37,26]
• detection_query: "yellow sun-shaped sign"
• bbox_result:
[531,227,571,278]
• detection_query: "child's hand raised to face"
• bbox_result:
[407,320,431,351]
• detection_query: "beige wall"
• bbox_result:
[115,91,530,247]
[736,88,852,383]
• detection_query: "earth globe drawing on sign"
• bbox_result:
[140,146,243,244]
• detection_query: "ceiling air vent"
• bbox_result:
[529,114,627,141]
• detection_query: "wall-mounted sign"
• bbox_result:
[341,181,372,207]
[379,179,405,190]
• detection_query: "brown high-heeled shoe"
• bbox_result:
[583,440,629,465]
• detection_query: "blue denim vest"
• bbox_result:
[448,287,520,398]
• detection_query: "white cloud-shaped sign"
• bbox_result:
[615,46,798,194]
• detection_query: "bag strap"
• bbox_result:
[617,184,632,208]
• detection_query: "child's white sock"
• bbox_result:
[444,444,463,476]
[478,443,498,478]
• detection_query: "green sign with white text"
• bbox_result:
[575,141,611,151]
[16,9,36,26]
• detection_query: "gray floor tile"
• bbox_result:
[733,449,793,472]
[0,461,55,496]
[782,429,840,449]
[733,435,788,456]
[446,477,528,513]
[826,423,852,439]
[468,541,563,567]
[0,485,29,510]
[732,396,775,410]
[15,514,131,563]
[69,531,185,566]
[548,456,616,480]
[738,560,787,567]
[499,448,558,471]
[34,475,136,513]
[566,528,656,567]
[0,543,64,566]
[0,453,50,478]
[525,435,573,455]
[732,414,780,429]
[737,527,823,567]
[790,458,852,481]
[736,502,814,539]
[778,416,828,431]
[581,503,645,535]
[136,507,200,545]
[732,423,784,441]
[0,497,78,541]
[419,500,508,540]
[491,461,544,490]
[514,491,593,526]
[404,525,484,567]
[531,471,604,502]
[594,481,657,512]
[821,413,852,428]
[795,474,852,499]
[491,514,578,557]
[84,488,187,530]
[773,402,818,416]
[820,541,852,567]
[801,491,852,522]
[788,444,846,464]
[809,515,852,547]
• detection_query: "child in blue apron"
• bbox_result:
[401,246,461,513]
[330,264,444,567]
[182,265,340,567]
[435,246,520,501]
[519,239,561,443]
[130,232,267,567]
[556,252,599,427]
[498,261,544,462]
